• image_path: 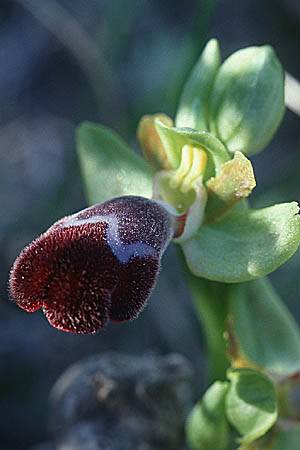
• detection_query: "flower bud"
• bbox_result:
[9,196,174,334]
[209,45,285,155]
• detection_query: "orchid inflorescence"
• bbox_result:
[8,39,300,449]
[9,39,300,333]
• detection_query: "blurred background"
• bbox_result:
[0,0,300,448]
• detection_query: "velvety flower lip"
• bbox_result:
[9,196,174,334]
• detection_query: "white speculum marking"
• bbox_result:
[60,213,158,264]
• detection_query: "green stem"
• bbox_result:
[179,249,229,381]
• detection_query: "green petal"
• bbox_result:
[181,202,300,283]
[228,278,300,376]
[155,119,230,174]
[76,122,153,205]
[176,39,221,131]
[186,381,230,450]
[209,45,285,156]
[205,151,256,222]
[226,368,277,444]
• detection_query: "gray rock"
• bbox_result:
[50,352,194,450]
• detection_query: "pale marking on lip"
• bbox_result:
[60,213,158,264]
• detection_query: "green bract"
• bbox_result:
[209,45,285,155]
[226,368,278,445]
[228,279,300,375]
[186,381,230,450]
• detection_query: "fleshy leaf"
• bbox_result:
[205,151,256,222]
[137,113,174,170]
[181,202,300,282]
[77,122,153,205]
[228,278,300,376]
[186,381,230,450]
[226,368,277,444]
[176,39,221,131]
[155,119,230,174]
[209,45,285,155]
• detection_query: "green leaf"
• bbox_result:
[76,122,153,205]
[176,39,221,131]
[209,45,285,156]
[228,278,300,376]
[226,368,277,444]
[205,151,256,222]
[155,119,230,174]
[181,202,300,283]
[186,381,230,450]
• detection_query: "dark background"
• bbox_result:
[0,0,300,448]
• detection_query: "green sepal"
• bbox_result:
[181,201,300,283]
[209,45,285,156]
[186,381,230,450]
[155,118,230,175]
[176,39,221,131]
[228,278,300,376]
[76,121,153,205]
[205,151,256,222]
[226,368,278,444]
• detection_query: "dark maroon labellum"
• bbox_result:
[9,196,174,334]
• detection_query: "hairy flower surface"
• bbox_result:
[9,196,174,334]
